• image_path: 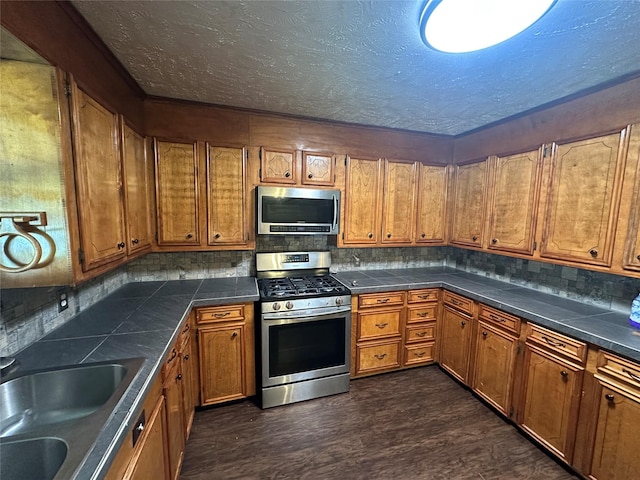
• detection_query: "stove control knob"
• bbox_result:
[272,303,281,311]
[335,297,344,306]
[285,301,294,310]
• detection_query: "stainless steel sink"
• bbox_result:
[0,357,145,480]
[0,437,67,480]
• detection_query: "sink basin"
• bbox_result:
[0,437,67,480]
[0,362,132,437]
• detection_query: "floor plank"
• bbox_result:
[181,366,579,479]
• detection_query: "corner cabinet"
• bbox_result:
[540,129,628,267]
[449,159,488,248]
[439,291,475,384]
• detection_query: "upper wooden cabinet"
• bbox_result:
[449,159,488,248]
[121,121,152,256]
[302,151,335,186]
[381,160,417,244]
[259,147,336,186]
[154,139,201,246]
[207,146,248,246]
[415,164,448,245]
[343,156,383,245]
[487,149,543,255]
[622,124,640,272]
[260,147,296,184]
[540,129,628,267]
[70,82,127,271]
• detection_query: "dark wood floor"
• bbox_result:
[180,367,580,480]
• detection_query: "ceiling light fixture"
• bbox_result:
[420,0,558,53]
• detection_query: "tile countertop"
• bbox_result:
[8,268,640,479]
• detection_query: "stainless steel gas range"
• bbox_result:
[256,251,351,408]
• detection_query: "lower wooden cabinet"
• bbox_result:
[403,289,438,368]
[180,319,197,440]
[196,304,255,406]
[124,396,168,480]
[163,346,185,480]
[439,303,473,384]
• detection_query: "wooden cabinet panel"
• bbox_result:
[439,305,473,384]
[358,291,405,308]
[443,290,474,315]
[404,343,435,366]
[358,309,402,341]
[71,84,126,271]
[197,304,246,324]
[163,359,185,480]
[356,340,401,374]
[478,304,521,335]
[449,159,488,248]
[519,343,583,462]
[343,156,382,244]
[415,164,448,244]
[541,130,627,266]
[121,122,151,255]
[405,323,436,343]
[527,323,587,364]
[154,139,200,245]
[408,289,439,303]
[180,332,196,440]
[407,305,437,323]
[623,125,640,272]
[260,147,296,184]
[381,160,417,244]
[207,145,247,245]
[487,149,542,255]
[472,321,518,416]
[302,151,334,186]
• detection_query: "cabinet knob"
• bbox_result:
[387,233,391,238]
[472,235,478,242]
[176,373,182,381]
[131,238,139,245]
[231,331,238,338]
[482,331,488,338]
[636,254,640,261]
[491,238,498,244]
[184,354,189,361]
[186,233,193,239]
[589,249,598,257]
[117,242,125,249]
[284,171,291,178]
[421,233,426,238]
[460,321,466,327]
[560,370,569,379]
[605,393,615,402]
[214,233,221,239]
[308,173,313,179]
[368,232,373,239]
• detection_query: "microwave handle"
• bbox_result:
[332,194,338,231]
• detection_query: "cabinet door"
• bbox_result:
[260,147,296,184]
[198,323,246,405]
[154,139,200,245]
[439,305,473,384]
[180,334,196,440]
[343,157,382,244]
[472,321,518,416]
[541,131,626,266]
[487,149,542,255]
[302,151,334,186]
[71,85,126,271]
[449,159,488,248]
[415,164,448,244]
[207,146,247,245]
[163,361,185,480]
[519,344,583,462]
[121,123,151,255]
[124,396,168,480]
[381,160,417,244]
[623,125,640,272]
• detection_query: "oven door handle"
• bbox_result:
[332,194,339,232]
[263,307,351,321]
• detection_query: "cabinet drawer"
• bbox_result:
[596,350,640,392]
[358,291,405,309]
[358,310,402,340]
[443,291,474,315]
[408,289,439,303]
[407,305,437,323]
[478,304,521,335]
[405,323,436,343]
[356,341,400,373]
[196,305,245,324]
[404,343,435,366]
[527,324,586,364]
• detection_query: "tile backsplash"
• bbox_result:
[2,239,639,356]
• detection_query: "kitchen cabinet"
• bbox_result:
[381,159,418,244]
[163,345,185,480]
[403,289,438,367]
[343,156,383,245]
[449,159,488,249]
[154,139,201,246]
[179,315,197,439]
[259,147,336,186]
[353,291,404,376]
[471,304,521,417]
[259,147,297,184]
[121,121,152,255]
[302,151,335,186]
[540,129,627,267]
[622,124,640,272]
[196,304,255,406]
[518,324,586,464]
[486,148,543,255]
[415,164,448,244]
[70,81,127,271]
[206,145,249,246]
[439,291,475,384]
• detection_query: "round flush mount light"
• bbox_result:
[420,0,558,53]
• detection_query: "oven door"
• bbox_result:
[261,307,351,388]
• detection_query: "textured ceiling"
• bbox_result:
[71,0,640,136]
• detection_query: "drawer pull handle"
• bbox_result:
[589,248,598,257]
[560,370,569,379]
[167,349,177,364]
[214,312,231,318]
[415,351,426,357]
[542,336,566,348]
[376,298,390,303]
[418,295,430,299]
[416,331,427,337]
[451,299,464,307]
[417,312,428,317]
[374,353,387,360]
[605,394,615,402]
[375,322,388,329]
[489,314,506,323]
[182,324,190,333]
[623,368,640,383]
[472,235,478,242]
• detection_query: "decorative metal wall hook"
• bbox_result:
[0,212,48,273]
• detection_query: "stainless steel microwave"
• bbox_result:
[257,186,340,235]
